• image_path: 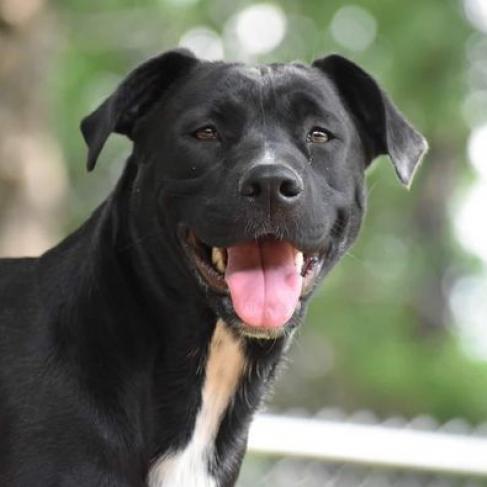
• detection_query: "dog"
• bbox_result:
[0,49,427,486]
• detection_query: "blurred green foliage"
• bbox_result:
[49,0,487,423]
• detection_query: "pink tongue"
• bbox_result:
[225,240,303,328]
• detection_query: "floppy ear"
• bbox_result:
[312,54,428,187]
[80,49,198,171]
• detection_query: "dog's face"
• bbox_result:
[81,50,427,339]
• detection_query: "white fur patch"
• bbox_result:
[259,147,278,165]
[148,320,244,487]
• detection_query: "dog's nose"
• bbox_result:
[239,165,303,206]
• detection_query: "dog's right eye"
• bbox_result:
[307,127,332,144]
[193,126,219,141]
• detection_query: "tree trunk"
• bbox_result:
[0,0,66,257]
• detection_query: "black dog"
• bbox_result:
[0,49,427,486]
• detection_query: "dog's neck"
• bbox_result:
[43,162,290,484]
[148,319,283,487]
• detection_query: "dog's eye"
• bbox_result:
[193,126,219,141]
[307,128,331,144]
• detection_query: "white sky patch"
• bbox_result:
[234,3,287,55]
[462,90,487,127]
[450,274,487,361]
[463,0,487,33]
[330,5,377,52]
[179,27,224,61]
[467,123,487,179]
[454,180,487,264]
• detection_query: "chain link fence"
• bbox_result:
[240,409,487,486]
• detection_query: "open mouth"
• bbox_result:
[182,230,325,334]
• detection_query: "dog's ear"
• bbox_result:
[312,54,427,187]
[80,49,198,171]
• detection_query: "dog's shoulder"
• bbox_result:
[0,257,44,359]
[0,257,38,307]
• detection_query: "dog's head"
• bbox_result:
[81,49,427,339]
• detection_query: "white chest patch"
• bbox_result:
[148,320,245,487]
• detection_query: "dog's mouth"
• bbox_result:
[181,229,325,336]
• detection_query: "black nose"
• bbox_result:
[239,165,303,206]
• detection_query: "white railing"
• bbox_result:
[247,414,487,477]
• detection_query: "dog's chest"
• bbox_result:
[148,321,245,487]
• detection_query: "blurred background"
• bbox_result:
[1,0,486,485]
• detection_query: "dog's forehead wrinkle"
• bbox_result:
[229,63,304,91]
[236,63,279,80]
[238,65,265,80]
[179,63,329,120]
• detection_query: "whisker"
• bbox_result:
[344,250,366,266]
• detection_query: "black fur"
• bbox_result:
[0,50,427,486]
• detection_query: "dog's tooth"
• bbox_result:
[295,252,304,273]
[212,247,226,273]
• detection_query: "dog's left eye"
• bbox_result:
[193,126,219,141]
[307,128,331,144]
